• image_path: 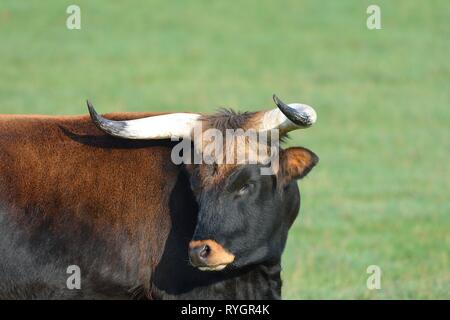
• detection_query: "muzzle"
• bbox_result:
[188,239,235,271]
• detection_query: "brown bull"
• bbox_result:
[0,95,318,299]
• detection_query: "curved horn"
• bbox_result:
[87,100,201,140]
[258,94,317,133]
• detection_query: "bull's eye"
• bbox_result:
[237,183,254,196]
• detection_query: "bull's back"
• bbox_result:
[0,113,181,298]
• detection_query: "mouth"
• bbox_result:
[197,264,229,272]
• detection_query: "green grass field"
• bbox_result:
[0,1,448,299]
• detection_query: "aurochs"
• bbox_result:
[0,95,318,299]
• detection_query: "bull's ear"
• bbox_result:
[280,147,318,184]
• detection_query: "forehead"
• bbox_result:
[189,109,279,188]
[191,110,282,188]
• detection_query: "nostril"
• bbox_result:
[199,244,210,259]
[189,244,211,266]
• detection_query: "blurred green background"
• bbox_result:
[0,1,448,299]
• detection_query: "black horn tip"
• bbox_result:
[272,94,287,109]
[86,99,94,114]
[272,94,280,105]
[86,100,100,120]
[86,100,106,130]
[272,95,312,127]
[85,100,128,136]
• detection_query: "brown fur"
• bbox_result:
[0,112,179,296]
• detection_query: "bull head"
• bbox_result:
[88,95,318,272]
